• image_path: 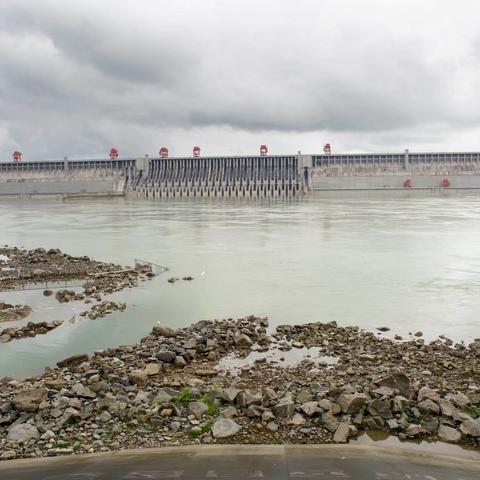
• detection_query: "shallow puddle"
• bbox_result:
[216,344,338,375]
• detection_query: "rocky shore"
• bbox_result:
[1,321,63,344]
[0,247,155,340]
[0,316,479,461]
[0,246,154,293]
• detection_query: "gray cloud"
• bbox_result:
[1,0,480,160]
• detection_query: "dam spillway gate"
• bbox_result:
[134,155,302,198]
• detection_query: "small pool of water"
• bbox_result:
[352,430,480,459]
[216,345,338,375]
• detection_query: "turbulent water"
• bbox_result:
[0,191,479,378]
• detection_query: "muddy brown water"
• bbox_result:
[0,191,480,378]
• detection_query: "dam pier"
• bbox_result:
[2,150,480,197]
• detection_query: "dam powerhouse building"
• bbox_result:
[1,149,480,198]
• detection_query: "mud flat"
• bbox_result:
[0,316,478,461]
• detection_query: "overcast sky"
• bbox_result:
[1,0,480,160]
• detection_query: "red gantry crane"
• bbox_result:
[323,143,332,155]
[109,148,119,159]
[159,147,169,158]
[260,144,268,156]
[12,151,22,162]
[193,146,201,157]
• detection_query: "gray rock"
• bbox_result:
[221,406,239,419]
[212,418,241,438]
[13,388,47,412]
[220,387,239,403]
[417,387,440,403]
[243,390,263,406]
[321,411,340,432]
[234,334,253,348]
[377,373,411,397]
[405,424,423,438]
[152,325,177,337]
[7,423,40,443]
[156,351,176,363]
[144,363,161,376]
[392,395,410,413]
[174,356,187,368]
[367,397,392,417]
[56,353,89,368]
[460,418,480,437]
[418,399,440,415]
[437,399,457,417]
[188,401,208,419]
[98,411,112,423]
[438,424,461,443]
[0,450,16,460]
[386,419,399,430]
[445,392,471,407]
[71,383,97,399]
[333,422,351,443]
[266,421,279,432]
[289,413,306,425]
[129,370,148,385]
[318,399,333,411]
[373,386,395,397]
[337,393,369,414]
[301,401,319,417]
[296,390,312,404]
[273,398,295,418]
[153,388,178,405]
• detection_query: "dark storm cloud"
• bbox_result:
[1,0,480,159]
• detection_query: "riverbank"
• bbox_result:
[1,315,479,461]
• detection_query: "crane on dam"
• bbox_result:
[324,143,332,155]
[159,147,169,158]
[12,151,22,162]
[260,145,268,156]
[193,146,201,157]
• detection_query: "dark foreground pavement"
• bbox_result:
[0,445,479,480]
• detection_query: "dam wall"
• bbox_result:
[311,151,480,190]
[0,159,134,197]
[2,150,480,196]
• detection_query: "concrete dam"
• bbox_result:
[1,150,480,197]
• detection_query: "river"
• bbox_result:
[0,191,479,377]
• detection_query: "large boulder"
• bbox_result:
[212,418,241,438]
[333,423,351,443]
[56,354,89,369]
[129,370,148,386]
[273,397,295,418]
[337,393,369,414]
[321,411,339,432]
[13,388,47,412]
[377,373,411,397]
[367,397,392,417]
[152,325,177,338]
[460,419,480,437]
[234,333,253,348]
[7,423,40,443]
[418,399,440,415]
[417,387,440,403]
[71,383,96,399]
[438,424,461,443]
[156,351,176,363]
